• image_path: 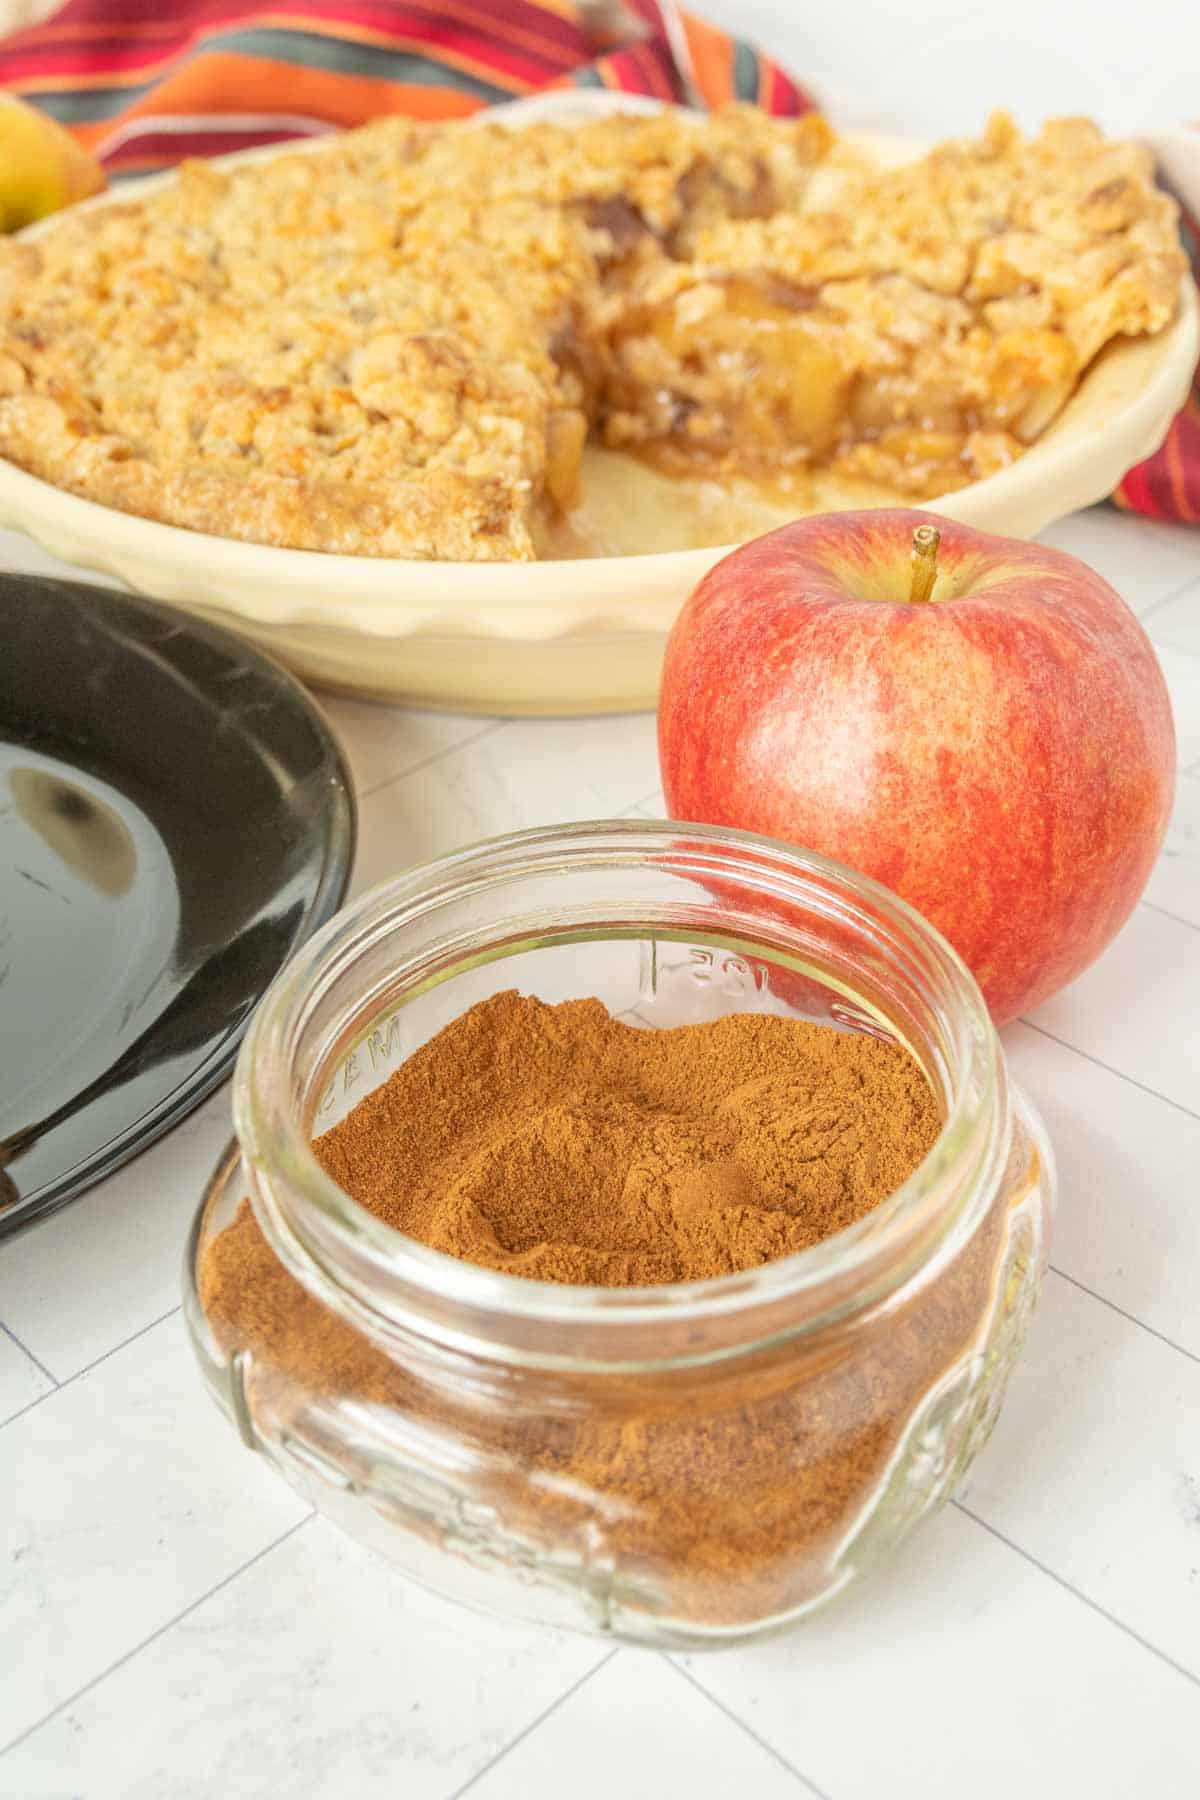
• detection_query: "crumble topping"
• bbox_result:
[0,107,1183,560]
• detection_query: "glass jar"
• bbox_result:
[183,820,1053,1648]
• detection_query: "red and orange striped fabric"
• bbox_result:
[0,1,814,171]
[0,0,1196,523]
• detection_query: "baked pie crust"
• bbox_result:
[0,107,1183,561]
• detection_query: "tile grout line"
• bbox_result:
[0,1303,182,1433]
[953,1501,1200,1691]
[631,785,666,814]
[0,1512,316,1760]
[1147,625,1200,662]
[669,1659,832,1798]
[1017,1020,1200,1123]
[1142,568,1200,632]
[355,718,506,803]
[1047,1265,1199,1365]
[1151,631,1200,662]
[448,1647,619,1798]
[1139,899,1200,934]
[0,1318,60,1389]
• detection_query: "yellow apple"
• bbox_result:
[0,93,105,232]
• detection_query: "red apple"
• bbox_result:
[658,509,1176,1024]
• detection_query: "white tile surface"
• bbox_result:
[0,527,113,587]
[467,1653,803,1800]
[680,1505,1200,1800]
[351,712,662,895]
[0,1519,603,1800]
[959,1272,1200,1677]
[1152,642,1200,772]
[1037,508,1200,617]
[1,1315,309,1749]
[0,1088,232,1381]
[1026,904,1200,1115]
[0,1326,54,1425]
[1145,577,1200,660]
[319,696,497,799]
[1144,769,1200,925]
[1004,1024,1200,1354]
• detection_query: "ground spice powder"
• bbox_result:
[314,991,941,1283]
[201,993,1013,1627]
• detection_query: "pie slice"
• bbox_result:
[595,113,1185,501]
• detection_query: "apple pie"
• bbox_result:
[0,106,1184,560]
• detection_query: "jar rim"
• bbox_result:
[233,819,1006,1353]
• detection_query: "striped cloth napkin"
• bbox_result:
[0,0,1195,523]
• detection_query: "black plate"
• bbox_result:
[0,574,355,1237]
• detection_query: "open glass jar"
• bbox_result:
[184,821,1053,1648]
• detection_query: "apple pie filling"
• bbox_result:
[596,114,1184,500]
[0,107,1183,560]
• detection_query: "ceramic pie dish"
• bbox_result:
[0,91,1195,715]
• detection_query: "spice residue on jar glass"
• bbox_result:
[202,990,990,1621]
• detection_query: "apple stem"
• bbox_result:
[909,524,941,605]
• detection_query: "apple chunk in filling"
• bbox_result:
[600,277,856,469]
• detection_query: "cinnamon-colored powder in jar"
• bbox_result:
[317,991,941,1282]
[201,991,1013,1626]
